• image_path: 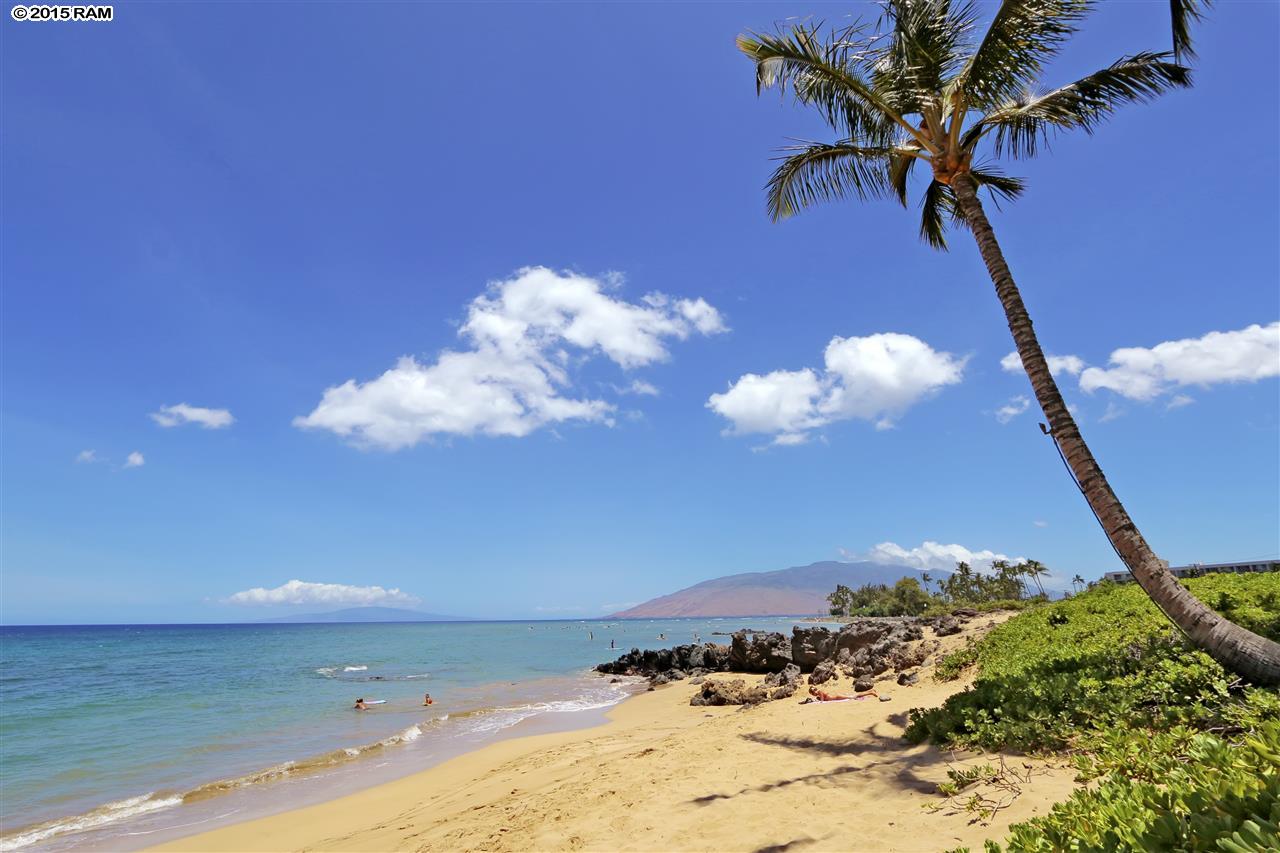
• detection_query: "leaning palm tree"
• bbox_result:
[1022,559,1048,597]
[737,0,1280,685]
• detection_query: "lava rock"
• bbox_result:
[729,630,794,673]
[808,660,837,686]
[932,616,963,636]
[689,679,770,707]
[763,663,802,690]
[791,627,837,670]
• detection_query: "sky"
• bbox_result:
[2,1,1277,624]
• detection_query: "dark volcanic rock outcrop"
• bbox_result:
[729,630,794,673]
[690,678,770,706]
[808,660,836,685]
[597,616,956,706]
[596,643,731,678]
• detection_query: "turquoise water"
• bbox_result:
[0,617,822,850]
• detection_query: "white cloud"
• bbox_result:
[123,451,145,468]
[226,579,419,607]
[75,450,98,463]
[707,368,825,444]
[294,267,726,450]
[708,332,964,445]
[1079,322,1279,402]
[854,540,1021,573]
[1166,394,1194,410]
[599,601,639,612]
[1033,520,1049,528]
[995,395,1031,424]
[1099,401,1125,423]
[616,379,660,397]
[1001,351,1085,378]
[151,403,235,429]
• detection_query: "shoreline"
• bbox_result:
[0,673,643,853]
[153,616,1080,853]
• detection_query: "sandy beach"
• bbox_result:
[154,616,1078,853]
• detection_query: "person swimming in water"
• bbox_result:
[354,697,368,710]
[423,693,433,706]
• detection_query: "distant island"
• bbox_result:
[257,606,475,624]
[609,560,935,618]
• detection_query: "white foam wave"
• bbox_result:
[0,793,182,851]
[462,684,629,735]
[343,665,367,672]
[315,667,337,677]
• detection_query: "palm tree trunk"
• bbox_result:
[951,172,1280,686]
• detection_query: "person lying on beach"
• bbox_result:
[807,686,852,702]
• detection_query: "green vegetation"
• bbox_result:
[827,576,934,617]
[907,573,1280,851]
[827,560,1047,618]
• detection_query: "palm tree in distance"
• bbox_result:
[1023,559,1048,598]
[1072,573,1086,592]
[737,0,1280,685]
[920,571,933,593]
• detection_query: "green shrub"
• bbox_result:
[991,721,1280,852]
[907,572,1280,850]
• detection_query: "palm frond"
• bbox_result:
[1171,0,1211,61]
[766,141,892,221]
[888,140,924,207]
[871,0,977,117]
[737,27,897,145]
[969,165,1026,203]
[919,179,954,249]
[918,166,1022,250]
[952,0,1091,109]
[968,52,1191,158]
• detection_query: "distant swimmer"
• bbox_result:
[589,631,594,641]
[354,697,368,711]
[610,639,615,649]
[423,693,434,706]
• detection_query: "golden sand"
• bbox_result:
[154,615,1077,852]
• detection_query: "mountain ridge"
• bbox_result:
[608,560,931,618]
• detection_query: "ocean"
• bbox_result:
[0,617,826,851]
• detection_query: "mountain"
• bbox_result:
[608,561,931,618]
[258,606,474,624]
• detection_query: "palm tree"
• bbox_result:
[920,571,933,593]
[1022,559,1048,598]
[737,0,1280,685]
[1072,573,1086,592]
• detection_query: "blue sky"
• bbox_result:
[2,1,1277,624]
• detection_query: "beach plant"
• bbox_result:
[909,574,1280,850]
[736,0,1280,685]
